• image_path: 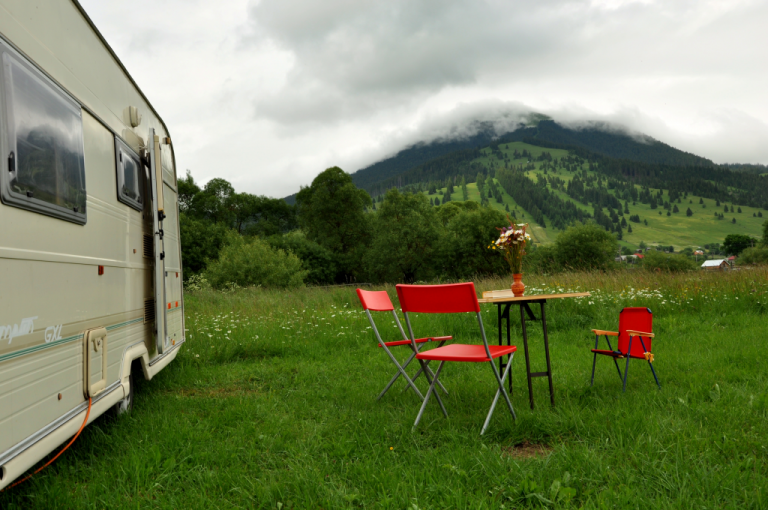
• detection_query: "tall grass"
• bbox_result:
[2,268,767,508]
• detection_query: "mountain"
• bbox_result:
[352,119,713,195]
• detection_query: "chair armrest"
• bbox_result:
[591,329,618,336]
[626,330,654,338]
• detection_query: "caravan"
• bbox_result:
[0,0,183,489]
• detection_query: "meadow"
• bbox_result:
[434,141,766,250]
[2,269,768,508]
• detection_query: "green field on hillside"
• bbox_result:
[426,141,764,250]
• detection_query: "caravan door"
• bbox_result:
[147,128,168,354]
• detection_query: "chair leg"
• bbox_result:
[648,361,661,390]
[481,355,516,435]
[636,336,661,390]
[622,336,633,392]
[403,361,449,395]
[489,357,516,423]
[379,345,424,401]
[413,361,446,430]
[590,335,599,386]
[416,358,449,417]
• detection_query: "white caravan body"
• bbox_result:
[0,0,184,490]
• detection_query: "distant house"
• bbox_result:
[635,254,644,259]
[701,259,730,271]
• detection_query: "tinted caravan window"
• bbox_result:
[1,49,86,224]
[115,137,144,211]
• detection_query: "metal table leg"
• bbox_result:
[519,303,534,410]
[540,301,555,406]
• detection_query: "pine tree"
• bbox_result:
[667,210,671,216]
[724,205,728,212]
[673,204,679,213]
[686,207,693,217]
[627,224,633,233]
[732,218,736,223]
[738,207,742,213]
[730,205,734,212]
[716,199,720,206]
[699,197,704,204]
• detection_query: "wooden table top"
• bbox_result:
[478,290,591,304]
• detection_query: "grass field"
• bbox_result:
[430,141,766,251]
[2,270,768,508]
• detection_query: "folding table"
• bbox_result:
[478,290,590,410]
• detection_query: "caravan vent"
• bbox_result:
[143,235,153,258]
[144,299,156,323]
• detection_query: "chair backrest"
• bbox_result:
[396,283,481,314]
[618,307,653,357]
[356,289,395,311]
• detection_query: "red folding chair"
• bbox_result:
[591,307,660,392]
[396,283,517,435]
[356,289,451,401]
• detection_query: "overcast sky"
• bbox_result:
[79,0,768,198]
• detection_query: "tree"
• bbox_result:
[627,224,632,233]
[434,205,509,279]
[673,204,679,213]
[554,222,618,271]
[179,215,229,276]
[178,170,201,214]
[296,167,372,282]
[763,219,768,245]
[738,207,742,213]
[686,207,693,217]
[365,189,439,283]
[722,234,756,256]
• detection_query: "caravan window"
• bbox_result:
[115,138,144,211]
[1,50,87,224]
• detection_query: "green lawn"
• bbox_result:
[3,270,768,508]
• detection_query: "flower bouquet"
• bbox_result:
[491,221,530,296]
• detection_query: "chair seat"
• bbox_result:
[378,335,452,348]
[417,343,517,362]
[591,349,647,360]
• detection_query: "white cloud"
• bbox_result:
[79,0,768,198]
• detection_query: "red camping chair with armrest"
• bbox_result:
[356,289,450,401]
[591,307,660,392]
[396,283,517,435]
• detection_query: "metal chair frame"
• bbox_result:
[591,307,661,392]
[363,308,449,400]
[398,283,517,435]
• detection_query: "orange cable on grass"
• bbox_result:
[2,397,92,492]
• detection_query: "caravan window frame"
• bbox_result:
[114,137,144,211]
[0,42,87,225]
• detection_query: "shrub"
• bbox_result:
[738,246,768,266]
[205,233,307,289]
[524,243,560,274]
[554,222,618,271]
[267,230,336,285]
[641,250,697,272]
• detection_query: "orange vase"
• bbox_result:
[511,273,525,297]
